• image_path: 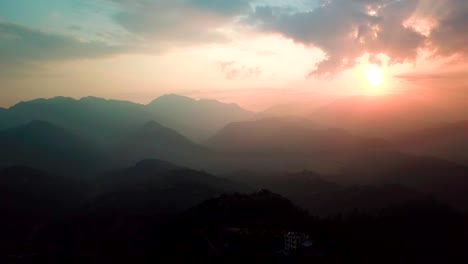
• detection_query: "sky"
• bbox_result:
[0,0,467,111]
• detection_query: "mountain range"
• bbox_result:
[0,94,255,146]
[1,93,467,174]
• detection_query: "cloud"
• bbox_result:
[0,22,126,64]
[427,0,468,57]
[218,60,262,80]
[394,73,447,82]
[393,70,468,96]
[394,71,468,82]
[2,0,467,78]
[0,0,256,72]
[250,0,468,77]
[110,0,253,45]
[67,25,83,31]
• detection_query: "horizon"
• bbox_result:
[0,92,415,112]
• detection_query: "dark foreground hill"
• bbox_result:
[95,159,248,213]
[339,151,468,210]
[0,167,87,261]
[0,161,246,263]
[0,164,467,263]
[33,193,468,264]
[226,170,429,216]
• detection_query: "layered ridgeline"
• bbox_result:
[0,121,104,174]
[112,121,212,168]
[96,159,247,212]
[392,120,468,166]
[0,95,255,146]
[0,95,467,213]
[206,117,392,173]
[207,117,468,211]
[0,119,214,173]
[2,94,466,171]
[146,94,255,142]
[207,117,390,153]
[1,97,155,147]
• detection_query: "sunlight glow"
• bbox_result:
[365,65,383,88]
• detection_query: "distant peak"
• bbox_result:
[79,96,106,102]
[198,98,221,104]
[148,94,196,105]
[49,96,76,101]
[34,96,76,103]
[148,94,253,115]
[10,96,76,109]
[198,99,244,109]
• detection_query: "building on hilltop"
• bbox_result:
[284,232,313,252]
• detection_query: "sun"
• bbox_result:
[365,65,383,88]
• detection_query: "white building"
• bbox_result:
[284,232,311,252]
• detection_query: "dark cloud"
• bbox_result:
[218,61,262,80]
[0,22,126,64]
[250,0,468,77]
[428,0,468,57]
[251,0,425,77]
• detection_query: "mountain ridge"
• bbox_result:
[112,120,210,168]
[0,120,104,174]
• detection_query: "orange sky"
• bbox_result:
[1,0,467,111]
